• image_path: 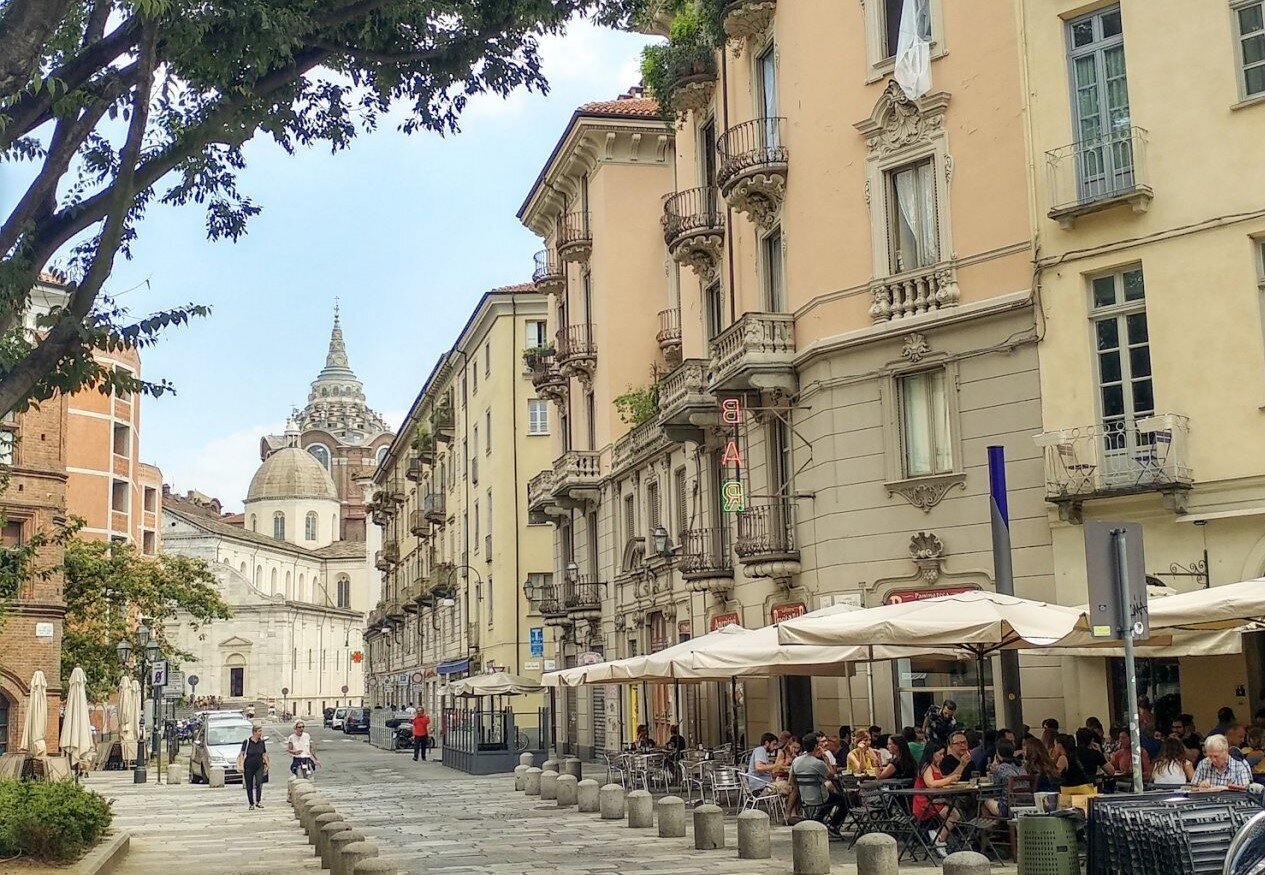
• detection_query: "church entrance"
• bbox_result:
[230,668,244,698]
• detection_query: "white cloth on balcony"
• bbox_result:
[894,0,932,100]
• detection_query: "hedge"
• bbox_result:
[0,779,114,863]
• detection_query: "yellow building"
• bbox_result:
[364,286,555,724]
[1023,0,1265,731]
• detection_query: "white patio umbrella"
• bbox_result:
[1145,578,1265,631]
[59,667,94,770]
[130,678,143,751]
[449,671,543,697]
[19,670,48,756]
[118,675,137,745]
[540,624,753,687]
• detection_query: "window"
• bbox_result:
[705,282,724,341]
[376,446,389,467]
[646,480,662,533]
[471,426,478,461]
[484,343,491,377]
[763,227,785,312]
[624,493,636,542]
[699,118,718,189]
[111,480,129,512]
[143,487,156,512]
[674,467,688,537]
[113,366,132,401]
[142,530,156,555]
[273,511,286,541]
[270,567,278,594]
[1091,267,1153,432]
[528,399,549,434]
[0,430,13,466]
[472,362,478,395]
[899,369,952,477]
[305,511,318,541]
[485,410,491,454]
[1067,7,1133,198]
[887,159,938,273]
[1238,1,1265,98]
[285,570,292,599]
[526,320,548,349]
[757,42,778,120]
[883,0,931,58]
[472,499,480,548]
[307,444,331,470]
[487,574,493,627]
[112,423,130,457]
[337,575,350,609]
[585,392,596,450]
[249,514,257,532]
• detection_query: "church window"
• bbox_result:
[285,570,292,599]
[337,575,351,609]
[305,511,318,541]
[273,511,285,541]
[298,573,306,601]
[239,562,246,574]
[376,446,388,467]
[254,565,262,586]
[270,567,277,594]
[249,514,256,532]
[308,444,331,470]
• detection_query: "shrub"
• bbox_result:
[0,779,114,863]
[639,1,725,120]
[614,384,660,426]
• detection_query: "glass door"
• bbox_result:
[1067,6,1133,202]
[758,44,779,151]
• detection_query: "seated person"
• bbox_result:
[1107,727,1151,781]
[1073,727,1114,781]
[915,742,966,857]
[633,724,654,751]
[745,732,780,791]
[665,724,687,758]
[983,740,1025,817]
[845,729,882,775]
[1192,734,1253,790]
[1151,737,1195,786]
[939,732,977,781]
[772,736,802,795]
[878,734,919,781]
[791,733,849,834]
[1052,733,1095,794]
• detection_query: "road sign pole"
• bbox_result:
[1113,527,1144,794]
[987,446,1024,733]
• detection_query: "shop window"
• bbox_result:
[897,655,994,731]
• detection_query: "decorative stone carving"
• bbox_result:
[901,333,930,363]
[670,231,724,282]
[855,81,952,158]
[887,474,965,512]
[868,261,960,323]
[723,0,778,39]
[909,532,945,584]
[723,171,786,229]
[675,75,717,114]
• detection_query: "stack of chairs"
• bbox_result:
[1089,793,1259,874]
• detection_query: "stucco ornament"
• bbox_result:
[909,531,945,583]
[901,333,930,362]
[671,232,724,282]
[723,0,778,40]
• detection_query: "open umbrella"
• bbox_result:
[1145,578,1265,631]
[448,671,544,697]
[541,624,754,688]
[19,670,48,756]
[59,667,94,770]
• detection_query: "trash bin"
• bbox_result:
[1017,814,1080,875]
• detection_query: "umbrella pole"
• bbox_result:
[977,652,988,731]
[673,679,680,730]
[730,677,738,756]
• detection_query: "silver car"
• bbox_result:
[189,717,255,784]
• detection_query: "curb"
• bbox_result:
[74,830,130,875]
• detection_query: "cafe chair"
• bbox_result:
[741,775,786,823]
[710,765,745,808]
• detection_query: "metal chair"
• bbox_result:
[682,759,714,805]
[602,751,627,787]
[740,774,786,823]
[710,765,745,808]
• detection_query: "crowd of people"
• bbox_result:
[189,695,224,709]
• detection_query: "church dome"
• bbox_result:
[246,447,338,503]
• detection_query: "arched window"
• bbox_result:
[239,561,246,574]
[285,570,292,599]
[305,511,318,541]
[270,567,277,594]
[249,514,256,532]
[273,511,285,540]
[307,444,331,470]
[336,575,351,609]
[376,446,389,467]
[254,565,262,586]
[298,573,306,602]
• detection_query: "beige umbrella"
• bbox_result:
[1145,578,1265,631]
[130,678,143,753]
[118,675,137,750]
[59,667,94,769]
[449,671,543,697]
[19,670,48,756]
[541,624,753,687]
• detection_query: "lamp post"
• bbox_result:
[116,623,161,783]
[651,525,673,560]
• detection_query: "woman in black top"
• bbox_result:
[236,723,270,810]
[1053,733,1093,791]
[879,734,919,780]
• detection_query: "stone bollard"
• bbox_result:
[166,764,183,785]
[288,778,313,804]
[524,767,543,796]
[627,789,654,828]
[514,764,529,791]
[311,812,345,849]
[337,841,379,875]
[519,751,536,768]
[556,774,579,808]
[325,829,365,871]
[294,791,322,826]
[657,796,686,838]
[208,766,225,788]
[693,804,725,850]
[542,758,560,774]
[577,779,601,813]
[792,821,830,875]
[563,757,583,780]
[943,851,992,875]
[304,802,335,837]
[318,819,350,862]
[540,769,559,801]
[599,783,626,820]
[352,860,398,875]
[737,809,771,859]
[855,833,898,875]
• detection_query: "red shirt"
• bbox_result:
[413,713,431,736]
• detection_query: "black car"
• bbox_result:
[322,707,335,728]
[343,707,370,734]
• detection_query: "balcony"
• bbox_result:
[708,312,796,394]
[422,492,446,525]
[530,359,568,406]
[551,450,602,506]
[537,583,572,628]
[556,324,597,384]
[432,403,455,444]
[405,456,424,482]
[722,0,777,38]
[402,581,421,614]
[680,527,734,594]
[717,117,788,228]
[657,307,682,365]
[527,468,558,517]
[1034,414,1192,521]
[382,540,400,565]
[408,509,428,538]
[1046,126,1152,229]
[374,550,390,572]
[565,576,603,621]
[385,597,406,625]
[430,563,457,600]
[532,248,565,295]
[868,260,961,323]
[658,359,714,437]
[557,211,592,263]
[613,417,671,474]
[662,187,724,281]
[735,503,800,579]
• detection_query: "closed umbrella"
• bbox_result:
[59,667,94,770]
[118,675,137,748]
[130,678,143,754]
[19,670,48,756]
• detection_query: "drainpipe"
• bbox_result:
[511,297,523,674]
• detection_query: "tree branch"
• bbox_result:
[0,0,78,100]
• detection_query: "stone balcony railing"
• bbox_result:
[551,450,602,503]
[708,312,796,393]
[612,417,671,474]
[868,261,961,323]
[657,307,682,364]
[527,468,556,515]
[658,358,713,435]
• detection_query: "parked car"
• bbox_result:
[322,707,335,728]
[332,707,348,731]
[343,707,370,734]
[189,717,258,785]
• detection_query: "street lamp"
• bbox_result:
[651,525,673,559]
[117,624,154,784]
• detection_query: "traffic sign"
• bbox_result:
[166,670,185,691]
[341,685,349,694]
[188,674,199,688]
[150,661,167,686]
[529,627,544,657]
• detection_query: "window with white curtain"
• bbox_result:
[883,0,931,58]
[887,158,938,273]
[899,369,952,477]
[528,399,549,434]
[525,320,547,349]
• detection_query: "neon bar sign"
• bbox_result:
[720,396,746,513]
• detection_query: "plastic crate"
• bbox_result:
[1018,814,1082,875]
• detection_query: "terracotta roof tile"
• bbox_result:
[492,282,537,293]
[579,97,661,118]
[38,271,67,286]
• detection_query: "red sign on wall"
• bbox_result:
[883,586,977,605]
[770,602,807,624]
[709,612,741,631]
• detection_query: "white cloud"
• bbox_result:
[161,421,281,514]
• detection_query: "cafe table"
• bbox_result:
[880,783,994,860]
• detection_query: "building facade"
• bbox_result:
[362,287,555,722]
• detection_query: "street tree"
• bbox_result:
[61,535,229,701]
[0,0,606,415]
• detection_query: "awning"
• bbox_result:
[437,658,472,676]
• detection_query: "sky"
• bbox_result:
[69,20,653,512]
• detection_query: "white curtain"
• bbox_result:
[894,168,920,273]
[917,161,938,265]
[902,374,932,475]
[894,0,932,100]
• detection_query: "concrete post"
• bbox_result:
[288,779,313,803]
[519,752,535,768]
[352,860,398,875]
[556,774,578,808]
[294,791,322,826]
[319,819,350,862]
[304,802,335,837]
[166,765,183,784]
[577,779,601,813]
[311,812,345,849]
[563,757,583,780]
[737,810,771,859]
[599,783,626,820]
[208,766,225,788]
[693,805,725,850]
[627,789,654,828]
[524,767,543,796]
[657,797,686,838]
[514,764,529,791]
[325,829,366,871]
[855,833,898,875]
[540,769,559,801]
[791,821,830,875]
[943,851,992,875]
[542,758,560,774]
[337,841,379,875]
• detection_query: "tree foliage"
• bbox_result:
[61,536,230,701]
[0,0,611,415]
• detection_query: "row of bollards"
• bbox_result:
[289,776,398,874]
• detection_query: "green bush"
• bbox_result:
[0,779,114,863]
[639,1,725,120]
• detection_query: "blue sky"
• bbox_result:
[87,21,652,511]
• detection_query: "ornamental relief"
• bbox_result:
[855,81,952,158]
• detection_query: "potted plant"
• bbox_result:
[640,1,724,119]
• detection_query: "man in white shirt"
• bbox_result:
[286,720,318,776]
[746,733,780,791]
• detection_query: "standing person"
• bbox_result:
[236,723,269,810]
[922,701,958,747]
[412,707,432,762]
[286,720,318,776]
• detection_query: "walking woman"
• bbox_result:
[237,722,270,810]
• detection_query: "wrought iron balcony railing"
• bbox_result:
[557,211,592,262]
[565,576,603,619]
[734,503,798,561]
[408,509,428,538]
[532,249,565,293]
[662,187,724,248]
[680,527,734,580]
[556,324,597,380]
[717,117,788,194]
[405,456,424,482]
[1046,126,1152,228]
[422,492,446,525]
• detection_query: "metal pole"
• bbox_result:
[729,677,738,756]
[976,652,988,731]
[548,687,557,758]
[1114,528,1144,794]
[987,446,1024,733]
